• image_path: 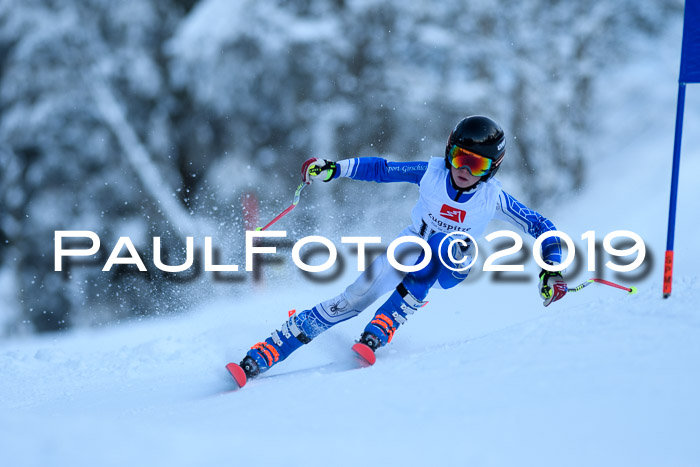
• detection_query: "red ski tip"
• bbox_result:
[226,362,247,388]
[352,342,376,366]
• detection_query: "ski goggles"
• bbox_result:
[447,145,493,176]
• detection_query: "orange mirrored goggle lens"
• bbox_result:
[448,146,493,176]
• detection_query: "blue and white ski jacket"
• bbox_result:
[333,156,562,265]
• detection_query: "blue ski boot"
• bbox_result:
[239,308,325,379]
[353,283,427,365]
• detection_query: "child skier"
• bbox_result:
[227,115,567,387]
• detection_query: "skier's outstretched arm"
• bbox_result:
[302,156,427,185]
[493,190,562,262]
[493,190,567,306]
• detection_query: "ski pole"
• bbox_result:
[256,182,306,231]
[567,278,638,295]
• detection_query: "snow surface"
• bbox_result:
[3,16,700,467]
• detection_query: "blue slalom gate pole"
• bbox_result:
[664,0,700,298]
[663,83,686,298]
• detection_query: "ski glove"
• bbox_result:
[301,158,337,184]
[539,265,567,307]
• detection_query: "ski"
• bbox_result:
[226,343,376,390]
[351,342,376,366]
[225,362,248,388]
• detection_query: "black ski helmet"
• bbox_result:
[445,115,506,182]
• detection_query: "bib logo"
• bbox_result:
[439,204,466,223]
